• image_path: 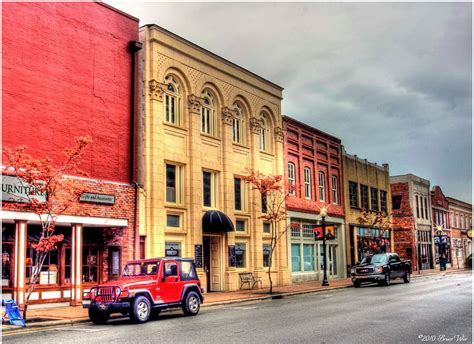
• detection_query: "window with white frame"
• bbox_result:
[164,75,181,126]
[201,90,217,136]
[232,103,244,144]
[166,163,182,204]
[331,175,338,204]
[304,167,312,199]
[318,172,326,202]
[203,170,218,208]
[288,163,296,196]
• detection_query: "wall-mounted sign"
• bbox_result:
[2,175,47,203]
[79,192,115,205]
[165,242,180,257]
[194,245,203,268]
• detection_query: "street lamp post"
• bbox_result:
[320,207,329,287]
[434,225,445,271]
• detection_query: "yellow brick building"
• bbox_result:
[342,147,394,268]
[137,25,291,291]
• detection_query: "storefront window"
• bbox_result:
[2,245,13,288]
[235,243,246,268]
[356,226,390,259]
[263,244,271,267]
[303,244,314,271]
[291,244,301,272]
[83,248,99,283]
[64,248,71,285]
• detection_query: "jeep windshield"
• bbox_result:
[122,261,160,276]
[361,254,387,264]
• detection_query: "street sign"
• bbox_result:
[313,226,335,240]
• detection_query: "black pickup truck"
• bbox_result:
[350,253,412,287]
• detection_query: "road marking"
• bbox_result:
[231,306,257,310]
[53,327,105,333]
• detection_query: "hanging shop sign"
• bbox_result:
[79,192,115,205]
[165,242,180,257]
[2,175,47,203]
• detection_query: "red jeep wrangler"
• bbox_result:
[83,258,204,324]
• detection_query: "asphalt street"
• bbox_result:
[3,271,472,344]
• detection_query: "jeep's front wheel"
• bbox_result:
[182,291,200,316]
[89,308,110,325]
[130,296,151,324]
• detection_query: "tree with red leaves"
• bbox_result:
[242,169,292,294]
[2,136,92,319]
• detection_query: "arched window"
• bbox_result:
[304,167,311,199]
[318,172,326,202]
[288,163,296,196]
[259,112,271,152]
[232,103,244,144]
[201,90,217,136]
[164,75,181,125]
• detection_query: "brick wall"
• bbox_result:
[2,2,138,183]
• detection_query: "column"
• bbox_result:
[14,220,27,305]
[71,224,83,305]
[222,107,236,290]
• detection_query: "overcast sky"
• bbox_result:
[111,2,472,203]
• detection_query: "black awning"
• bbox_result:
[202,210,235,233]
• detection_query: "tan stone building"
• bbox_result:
[137,25,291,292]
[342,148,393,268]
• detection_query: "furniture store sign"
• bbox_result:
[1,175,47,203]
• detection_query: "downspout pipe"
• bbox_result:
[128,40,143,260]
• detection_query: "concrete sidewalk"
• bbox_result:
[2,268,467,334]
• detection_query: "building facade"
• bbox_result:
[390,174,434,271]
[446,196,472,268]
[138,25,290,292]
[2,2,139,305]
[430,186,452,268]
[283,116,346,282]
[342,149,393,268]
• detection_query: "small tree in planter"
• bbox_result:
[242,169,292,294]
[2,136,92,319]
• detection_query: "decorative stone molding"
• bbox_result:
[221,107,235,126]
[188,94,203,114]
[274,127,286,143]
[249,117,262,135]
[148,79,165,102]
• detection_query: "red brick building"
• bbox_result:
[283,116,346,282]
[2,2,139,305]
[390,174,434,271]
[446,196,472,268]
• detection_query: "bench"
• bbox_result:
[238,272,262,290]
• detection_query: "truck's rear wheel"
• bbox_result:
[89,308,110,325]
[182,291,200,316]
[130,296,151,324]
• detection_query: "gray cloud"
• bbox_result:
[111,2,472,203]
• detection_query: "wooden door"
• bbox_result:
[210,236,221,292]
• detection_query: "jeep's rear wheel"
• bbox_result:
[130,296,151,324]
[182,291,200,316]
[89,308,110,325]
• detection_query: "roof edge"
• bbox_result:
[282,115,341,143]
[99,2,139,22]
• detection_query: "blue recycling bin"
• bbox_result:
[2,299,26,327]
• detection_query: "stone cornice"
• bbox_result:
[148,79,166,102]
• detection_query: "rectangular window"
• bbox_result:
[416,196,420,218]
[420,196,425,219]
[261,194,267,213]
[304,167,311,199]
[108,247,120,278]
[203,171,217,208]
[139,236,146,260]
[263,244,271,267]
[165,242,181,257]
[288,163,296,196]
[303,244,314,271]
[166,164,182,204]
[236,220,246,232]
[360,185,369,209]
[235,243,246,268]
[83,247,99,283]
[180,261,198,281]
[370,188,379,211]
[392,195,402,210]
[349,182,358,207]
[331,175,338,204]
[166,214,180,228]
[263,223,271,234]
[380,190,387,212]
[234,177,242,211]
[291,244,301,272]
[318,172,326,202]
[424,197,428,219]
